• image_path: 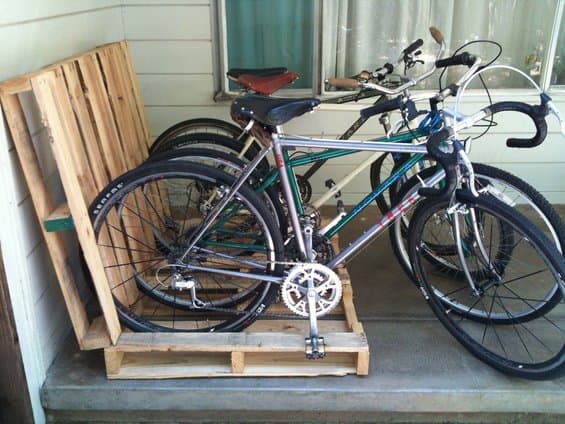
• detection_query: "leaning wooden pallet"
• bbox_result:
[0,41,369,377]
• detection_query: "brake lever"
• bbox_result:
[546,100,565,136]
[458,137,479,198]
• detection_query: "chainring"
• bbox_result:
[281,263,342,317]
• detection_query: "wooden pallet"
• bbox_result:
[0,41,149,349]
[105,268,368,378]
[0,42,369,378]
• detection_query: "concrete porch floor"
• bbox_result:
[42,207,565,423]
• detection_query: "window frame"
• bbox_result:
[215,0,565,100]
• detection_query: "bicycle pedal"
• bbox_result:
[305,337,326,359]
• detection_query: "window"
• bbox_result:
[219,0,565,94]
[222,0,315,89]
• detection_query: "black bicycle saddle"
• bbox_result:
[231,94,320,127]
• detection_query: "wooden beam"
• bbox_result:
[30,71,121,344]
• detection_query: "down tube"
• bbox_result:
[324,154,424,239]
[327,168,446,269]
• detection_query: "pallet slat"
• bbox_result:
[30,70,122,343]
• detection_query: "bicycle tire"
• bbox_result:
[89,161,283,332]
[149,132,270,174]
[408,192,565,379]
[150,118,243,154]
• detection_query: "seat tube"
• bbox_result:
[272,131,307,259]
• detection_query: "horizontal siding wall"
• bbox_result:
[123,0,223,141]
[0,3,124,422]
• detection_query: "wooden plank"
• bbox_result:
[108,44,148,160]
[110,332,368,353]
[81,316,111,350]
[104,350,125,375]
[61,61,110,191]
[119,41,152,148]
[106,351,357,379]
[231,351,245,373]
[29,71,121,344]
[97,48,143,170]
[0,246,34,423]
[0,92,91,348]
[357,351,370,376]
[44,202,74,232]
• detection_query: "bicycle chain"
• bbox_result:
[181,259,343,320]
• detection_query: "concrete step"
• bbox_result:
[42,317,565,423]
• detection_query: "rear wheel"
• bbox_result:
[89,162,283,332]
[150,132,270,174]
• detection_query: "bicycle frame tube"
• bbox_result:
[323,153,425,238]
[302,94,388,180]
[327,169,446,269]
[254,129,425,199]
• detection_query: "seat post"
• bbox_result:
[272,129,307,261]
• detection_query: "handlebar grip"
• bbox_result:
[429,26,444,44]
[327,78,360,90]
[486,102,548,148]
[418,128,459,200]
[435,52,476,68]
[403,38,424,56]
[360,96,404,118]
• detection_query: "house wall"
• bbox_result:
[0,2,124,422]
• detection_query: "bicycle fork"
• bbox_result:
[448,203,502,298]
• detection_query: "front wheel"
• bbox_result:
[408,192,565,379]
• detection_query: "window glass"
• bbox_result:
[225,0,314,89]
[323,0,557,90]
[551,10,565,85]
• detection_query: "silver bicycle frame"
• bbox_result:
[183,132,436,281]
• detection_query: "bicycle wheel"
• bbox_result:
[149,132,270,174]
[145,147,287,238]
[89,161,284,332]
[408,192,565,379]
[390,163,565,281]
[150,118,243,154]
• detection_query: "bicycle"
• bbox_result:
[148,45,565,285]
